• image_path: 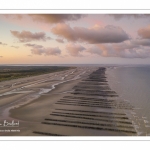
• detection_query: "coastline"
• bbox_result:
[106,67,150,136]
[0,66,147,136]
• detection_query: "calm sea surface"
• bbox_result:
[106,66,150,135]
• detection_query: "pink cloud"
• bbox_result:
[66,43,85,56]
[29,14,86,24]
[25,43,61,56]
[10,30,51,42]
[52,23,129,44]
[56,38,64,43]
[87,39,150,58]
[109,14,150,20]
[138,25,150,39]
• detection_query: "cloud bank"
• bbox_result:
[87,39,150,58]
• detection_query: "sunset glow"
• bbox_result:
[1,14,150,64]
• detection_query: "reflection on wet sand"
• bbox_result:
[0,67,147,136]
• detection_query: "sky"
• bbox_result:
[1,14,150,64]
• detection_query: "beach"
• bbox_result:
[0,66,145,136]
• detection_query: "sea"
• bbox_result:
[106,65,150,135]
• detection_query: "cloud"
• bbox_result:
[31,47,61,56]
[3,14,23,20]
[52,23,129,44]
[138,25,150,39]
[118,48,150,58]
[66,43,85,56]
[86,39,150,58]
[0,42,7,46]
[131,39,150,46]
[56,38,64,43]
[87,46,102,55]
[52,24,76,41]
[0,56,3,58]
[29,14,86,24]
[10,30,51,42]
[108,14,150,20]
[25,43,43,48]
[11,45,19,49]
[25,43,61,56]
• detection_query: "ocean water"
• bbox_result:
[106,66,150,135]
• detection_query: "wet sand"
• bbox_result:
[0,66,139,136]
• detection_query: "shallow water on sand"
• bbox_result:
[106,66,150,135]
[0,70,86,120]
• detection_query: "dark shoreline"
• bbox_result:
[0,66,74,82]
